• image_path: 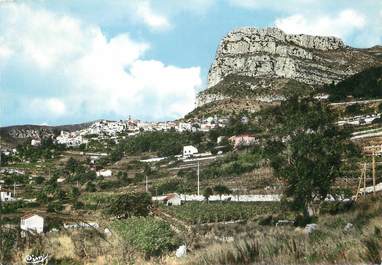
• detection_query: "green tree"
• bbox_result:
[47,201,64,212]
[34,176,45,184]
[85,182,97,192]
[345,103,362,115]
[262,92,354,217]
[69,187,81,200]
[108,192,152,218]
[213,185,231,202]
[36,192,49,204]
[65,157,80,175]
[203,187,213,203]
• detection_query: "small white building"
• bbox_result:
[217,136,225,144]
[96,169,112,178]
[0,191,14,202]
[183,146,198,158]
[31,139,41,146]
[20,214,44,234]
[56,177,66,183]
[164,193,182,206]
[229,134,257,148]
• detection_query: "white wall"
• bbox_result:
[153,194,281,202]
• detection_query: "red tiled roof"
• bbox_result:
[164,193,179,200]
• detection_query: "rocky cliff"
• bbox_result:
[196,27,382,108]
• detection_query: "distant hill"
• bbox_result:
[0,121,95,147]
[324,66,382,101]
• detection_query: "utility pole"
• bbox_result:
[355,163,368,201]
[145,175,148,192]
[363,163,367,197]
[13,182,16,198]
[373,150,376,196]
[197,162,200,196]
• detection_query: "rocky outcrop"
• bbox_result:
[7,127,53,139]
[197,27,382,107]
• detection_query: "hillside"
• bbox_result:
[324,66,382,101]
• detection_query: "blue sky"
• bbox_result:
[1,0,381,126]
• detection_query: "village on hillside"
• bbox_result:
[1,2,382,262]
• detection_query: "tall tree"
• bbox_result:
[203,187,213,203]
[213,185,231,202]
[261,91,355,217]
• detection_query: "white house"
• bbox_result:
[96,169,112,178]
[183,146,198,158]
[20,214,44,234]
[164,193,182,206]
[229,134,257,148]
[31,139,41,146]
[0,191,14,202]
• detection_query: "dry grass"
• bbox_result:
[182,197,382,265]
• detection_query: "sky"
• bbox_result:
[0,0,381,126]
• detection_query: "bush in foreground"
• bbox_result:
[112,217,178,257]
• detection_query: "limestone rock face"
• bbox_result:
[197,27,382,108]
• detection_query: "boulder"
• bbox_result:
[344,223,353,232]
[176,245,187,258]
[304,223,318,234]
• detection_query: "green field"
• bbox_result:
[161,201,282,224]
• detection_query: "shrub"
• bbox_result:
[0,227,19,263]
[320,201,354,215]
[49,257,81,265]
[294,214,315,227]
[258,215,274,226]
[45,216,63,231]
[107,192,151,218]
[113,217,178,257]
[362,236,381,264]
[47,202,64,212]
[85,182,96,192]
[73,201,84,209]
[0,201,25,214]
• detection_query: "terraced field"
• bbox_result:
[160,201,282,224]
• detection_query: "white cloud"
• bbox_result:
[135,1,170,30]
[0,44,12,60]
[275,9,366,39]
[229,0,318,12]
[0,3,201,123]
[30,98,67,116]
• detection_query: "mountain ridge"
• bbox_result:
[196,27,382,112]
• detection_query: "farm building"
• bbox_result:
[183,146,198,158]
[229,134,257,148]
[0,190,14,202]
[163,193,182,206]
[20,214,44,234]
[96,169,112,178]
